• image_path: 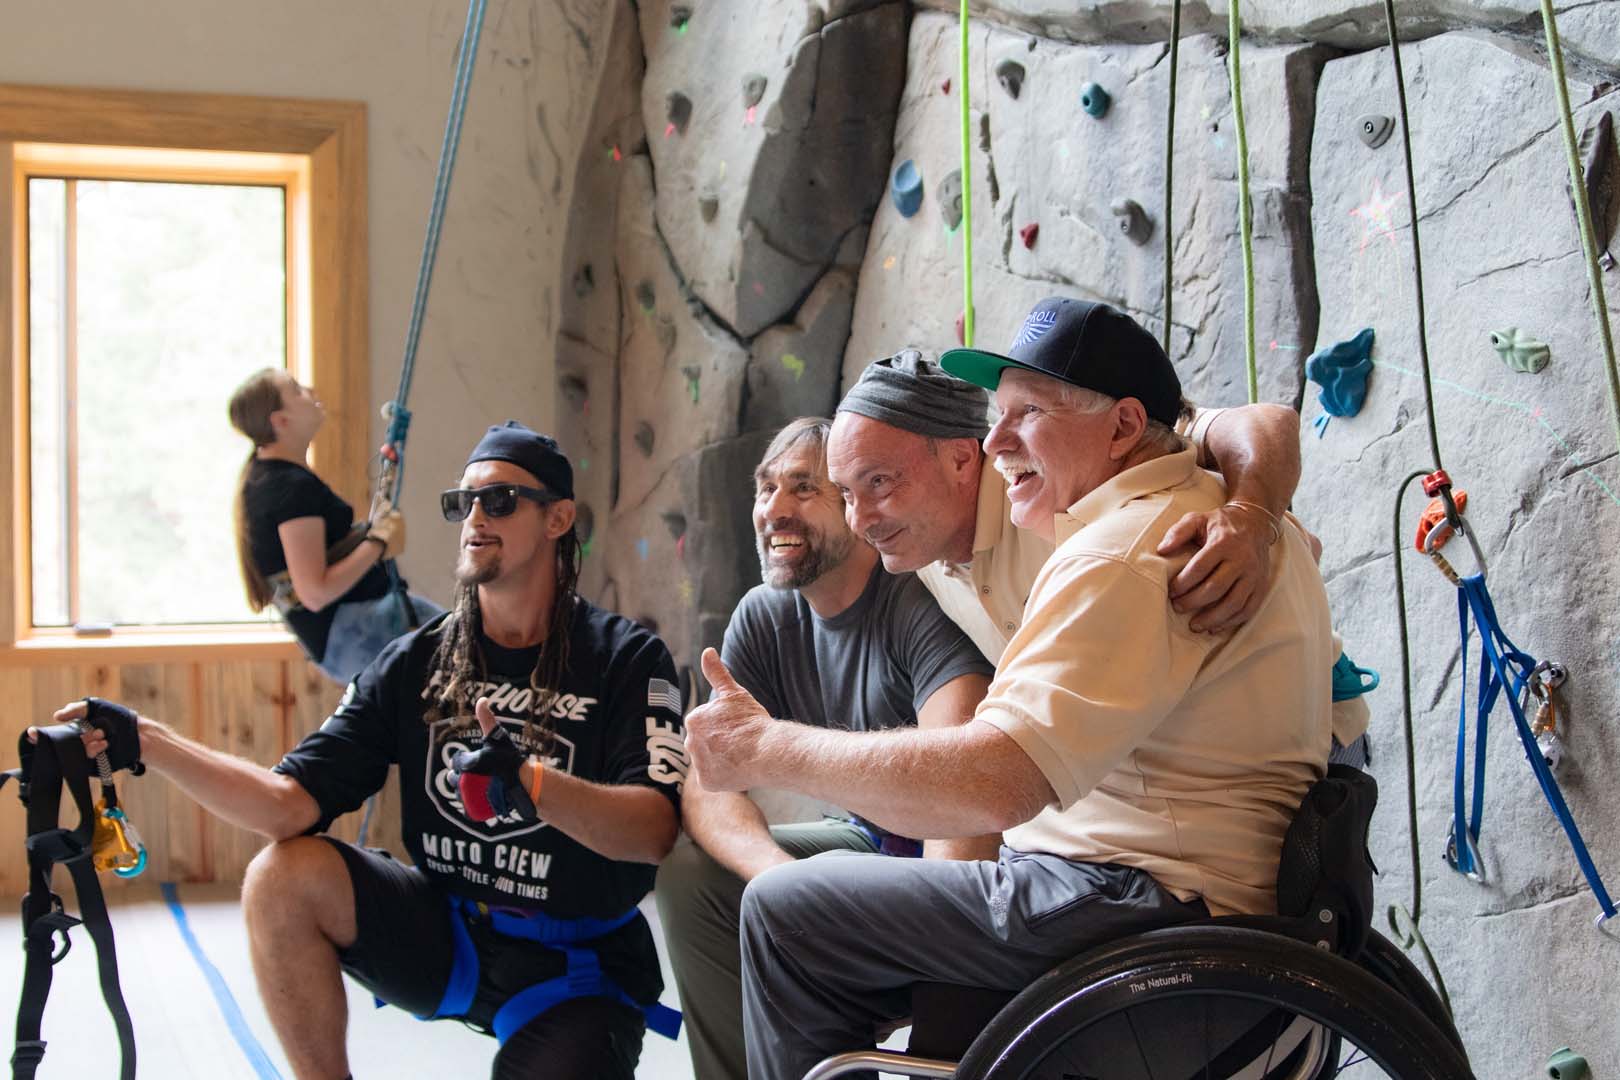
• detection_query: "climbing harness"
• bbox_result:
[1417,472,1616,924]
[0,721,146,1079]
[409,897,681,1043]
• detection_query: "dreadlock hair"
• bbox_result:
[227,368,288,612]
[425,521,584,747]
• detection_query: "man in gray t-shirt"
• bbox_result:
[656,417,994,1080]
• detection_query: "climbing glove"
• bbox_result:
[81,697,145,775]
[450,724,535,823]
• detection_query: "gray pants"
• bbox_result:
[656,820,877,1080]
[739,847,1209,1080]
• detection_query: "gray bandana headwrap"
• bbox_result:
[836,349,990,441]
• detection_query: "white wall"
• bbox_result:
[4,0,609,600]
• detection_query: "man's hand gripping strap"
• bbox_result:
[83,698,144,776]
[451,724,535,824]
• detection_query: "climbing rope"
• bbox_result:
[958,0,975,348]
[1161,0,1181,357]
[381,0,491,505]
[1226,2,1257,404]
[1538,0,1620,454]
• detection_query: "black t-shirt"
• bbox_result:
[273,599,688,1001]
[242,458,390,659]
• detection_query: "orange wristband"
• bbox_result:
[525,756,544,808]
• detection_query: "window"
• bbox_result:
[2,87,368,658]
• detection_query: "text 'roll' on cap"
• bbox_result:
[939,297,1182,427]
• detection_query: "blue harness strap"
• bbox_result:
[422,896,682,1042]
[1449,573,1617,924]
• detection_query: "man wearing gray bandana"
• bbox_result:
[828,342,1302,661]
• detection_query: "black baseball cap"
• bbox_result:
[465,421,574,499]
[940,297,1182,427]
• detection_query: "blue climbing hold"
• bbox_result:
[891,159,923,218]
[1306,327,1375,436]
[1080,82,1111,118]
[1331,652,1380,702]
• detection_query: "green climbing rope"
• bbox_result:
[1539,0,1620,454]
[1227,2,1257,404]
[959,0,975,349]
[1162,0,1182,357]
[1379,0,1452,1013]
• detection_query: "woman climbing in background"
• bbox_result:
[228,368,441,684]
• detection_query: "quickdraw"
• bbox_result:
[1418,471,1616,927]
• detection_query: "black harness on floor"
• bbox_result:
[0,724,138,1080]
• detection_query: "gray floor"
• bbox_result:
[0,881,700,1079]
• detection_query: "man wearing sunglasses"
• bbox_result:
[49,421,688,1080]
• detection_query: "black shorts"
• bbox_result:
[324,839,647,1080]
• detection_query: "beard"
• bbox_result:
[455,547,500,586]
[756,524,854,589]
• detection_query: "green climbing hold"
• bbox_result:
[1546,1048,1588,1080]
[682,365,702,402]
[1080,82,1110,118]
[1490,327,1551,374]
[780,353,805,381]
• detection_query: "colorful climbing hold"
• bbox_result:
[635,280,656,314]
[1490,327,1551,374]
[941,78,951,95]
[1306,327,1375,436]
[937,170,964,232]
[670,5,691,31]
[1546,1047,1589,1080]
[676,534,687,560]
[1019,222,1039,249]
[955,311,966,346]
[610,145,622,162]
[1111,199,1153,245]
[659,511,688,539]
[1080,82,1111,118]
[636,538,650,561]
[682,365,702,403]
[1330,651,1380,702]
[883,255,897,270]
[891,159,923,218]
[995,59,1025,100]
[1356,114,1394,149]
[744,106,756,126]
[780,354,805,381]
[677,578,695,603]
[742,73,767,110]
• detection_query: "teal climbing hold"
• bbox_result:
[1546,1048,1588,1080]
[1331,652,1380,702]
[891,159,923,218]
[1490,327,1551,374]
[1305,327,1375,436]
[1080,82,1111,118]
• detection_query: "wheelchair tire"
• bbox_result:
[955,926,1473,1080]
[1359,929,1466,1056]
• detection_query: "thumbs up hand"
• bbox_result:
[685,648,773,792]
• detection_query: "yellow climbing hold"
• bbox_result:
[781,354,805,380]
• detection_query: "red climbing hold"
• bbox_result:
[1019,223,1039,249]
[955,311,966,346]
[941,78,952,94]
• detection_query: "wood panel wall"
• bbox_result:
[0,656,405,897]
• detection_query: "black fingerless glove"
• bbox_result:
[450,724,534,823]
[84,697,145,775]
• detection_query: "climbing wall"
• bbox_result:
[553,2,1620,1072]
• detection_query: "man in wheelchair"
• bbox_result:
[684,299,1342,1080]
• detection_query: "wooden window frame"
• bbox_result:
[0,85,368,666]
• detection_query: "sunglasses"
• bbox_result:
[439,483,562,522]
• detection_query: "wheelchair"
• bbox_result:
[802,767,1474,1080]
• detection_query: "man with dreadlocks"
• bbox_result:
[48,421,689,1080]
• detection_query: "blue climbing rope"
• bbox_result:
[381,0,491,504]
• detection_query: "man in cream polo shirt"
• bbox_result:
[682,299,1338,1080]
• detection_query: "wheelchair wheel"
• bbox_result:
[1358,930,1465,1056]
[955,927,1473,1080]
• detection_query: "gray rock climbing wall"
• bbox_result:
[554,1,1620,1071]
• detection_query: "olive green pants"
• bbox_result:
[655,820,876,1080]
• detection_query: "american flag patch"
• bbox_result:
[648,678,684,714]
[1012,307,1059,349]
